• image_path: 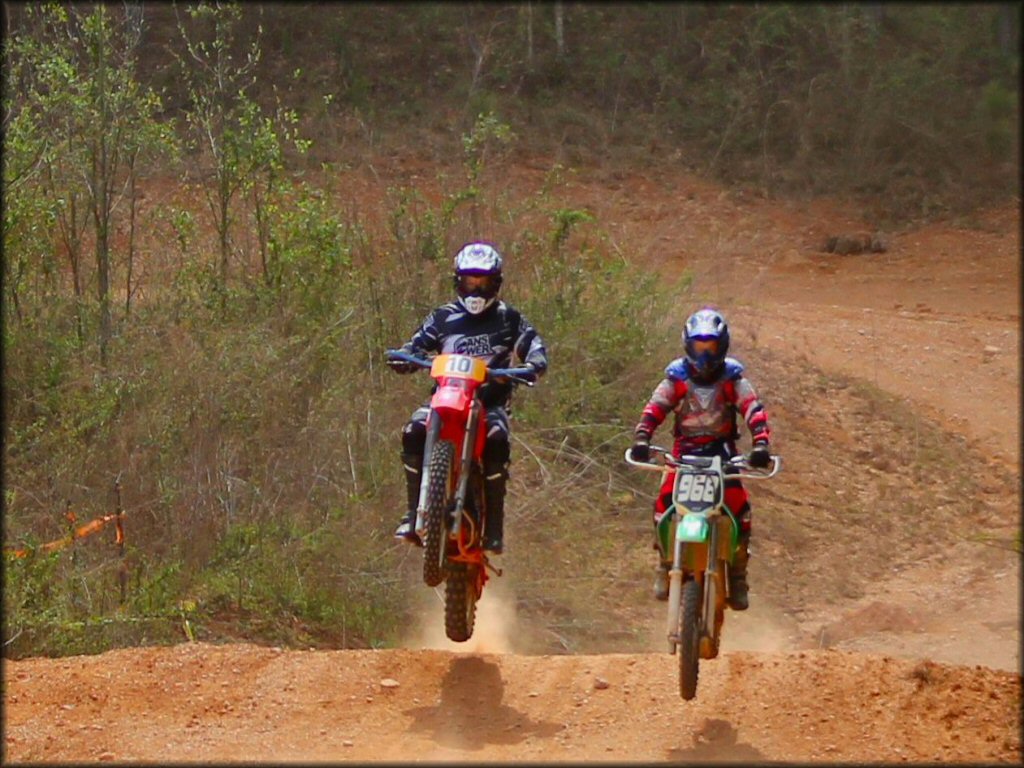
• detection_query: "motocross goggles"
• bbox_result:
[456,273,500,298]
[690,338,720,356]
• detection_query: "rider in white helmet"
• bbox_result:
[387,242,549,554]
[452,241,504,315]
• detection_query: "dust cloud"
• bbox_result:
[722,600,800,654]
[402,569,523,654]
[640,592,800,655]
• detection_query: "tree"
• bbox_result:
[554,1,566,59]
[175,1,261,302]
[3,3,172,364]
[241,93,310,289]
[2,11,53,328]
[176,2,311,301]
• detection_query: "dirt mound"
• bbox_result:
[4,642,1020,762]
[819,601,932,647]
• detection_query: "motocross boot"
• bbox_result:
[727,532,751,611]
[393,453,423,547]
[653,563,670,601]
[482,461,508,554]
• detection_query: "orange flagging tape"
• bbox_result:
[4,513,125,559]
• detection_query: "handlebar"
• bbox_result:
[384,349,536,387]
[623,444,782,479]
[385,349,432,369]
[489,366,537,386]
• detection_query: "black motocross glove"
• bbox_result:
[387,347,422,374]
[519,362,539,383]
[630,437,651,463]
[748,443,771,469]
[496,362,538,385]
[387,359,419,374]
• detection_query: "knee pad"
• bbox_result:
[402,420,427,454]
[735,502,752,534]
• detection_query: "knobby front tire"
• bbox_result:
[422,440,455,588]
[679,578,702,700]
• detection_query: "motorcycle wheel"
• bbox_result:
[679,578,702,700]
[422,440,455,587]
[444,563,477,642]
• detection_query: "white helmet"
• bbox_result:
[453,242,503,315]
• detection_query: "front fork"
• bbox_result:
[414,402,481,540]
[451,400,480,538]
[701,521,722,659]
[666,538,685,653]
[666,519,721,655]
[414,415,442,536]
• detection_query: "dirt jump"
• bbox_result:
[4,162,1020,763]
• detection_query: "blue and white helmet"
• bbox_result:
[453,241,503,315]
[682,308,730,380]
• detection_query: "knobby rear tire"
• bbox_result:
[444,563,477,642]
[422,440,455,588]
[679,578,702,700]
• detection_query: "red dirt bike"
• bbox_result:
[386,348,536,642]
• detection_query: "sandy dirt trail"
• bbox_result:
[574,170,1021,679]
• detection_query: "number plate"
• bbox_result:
[673,467,722,512]
[431,353,487,382]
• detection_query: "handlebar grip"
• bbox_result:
[385,349,431,367]
[623,446,673,471]
[489,367,536,378]
[488,367,538,388]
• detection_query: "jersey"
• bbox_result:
[634,356,770,456]
[402,300,548,407]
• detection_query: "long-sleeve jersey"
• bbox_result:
[634,357,770,455]
[402,300,548,407]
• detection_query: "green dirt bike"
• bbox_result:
[625,445,781,700]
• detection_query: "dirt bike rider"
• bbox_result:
[387,241,549,554]
[629,307,772,611]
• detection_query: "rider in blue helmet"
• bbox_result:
[629,307,773,610]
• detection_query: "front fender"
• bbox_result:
[431,386,472,415]
[677,512,709,543]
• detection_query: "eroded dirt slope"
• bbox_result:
[3,160,1020,763]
